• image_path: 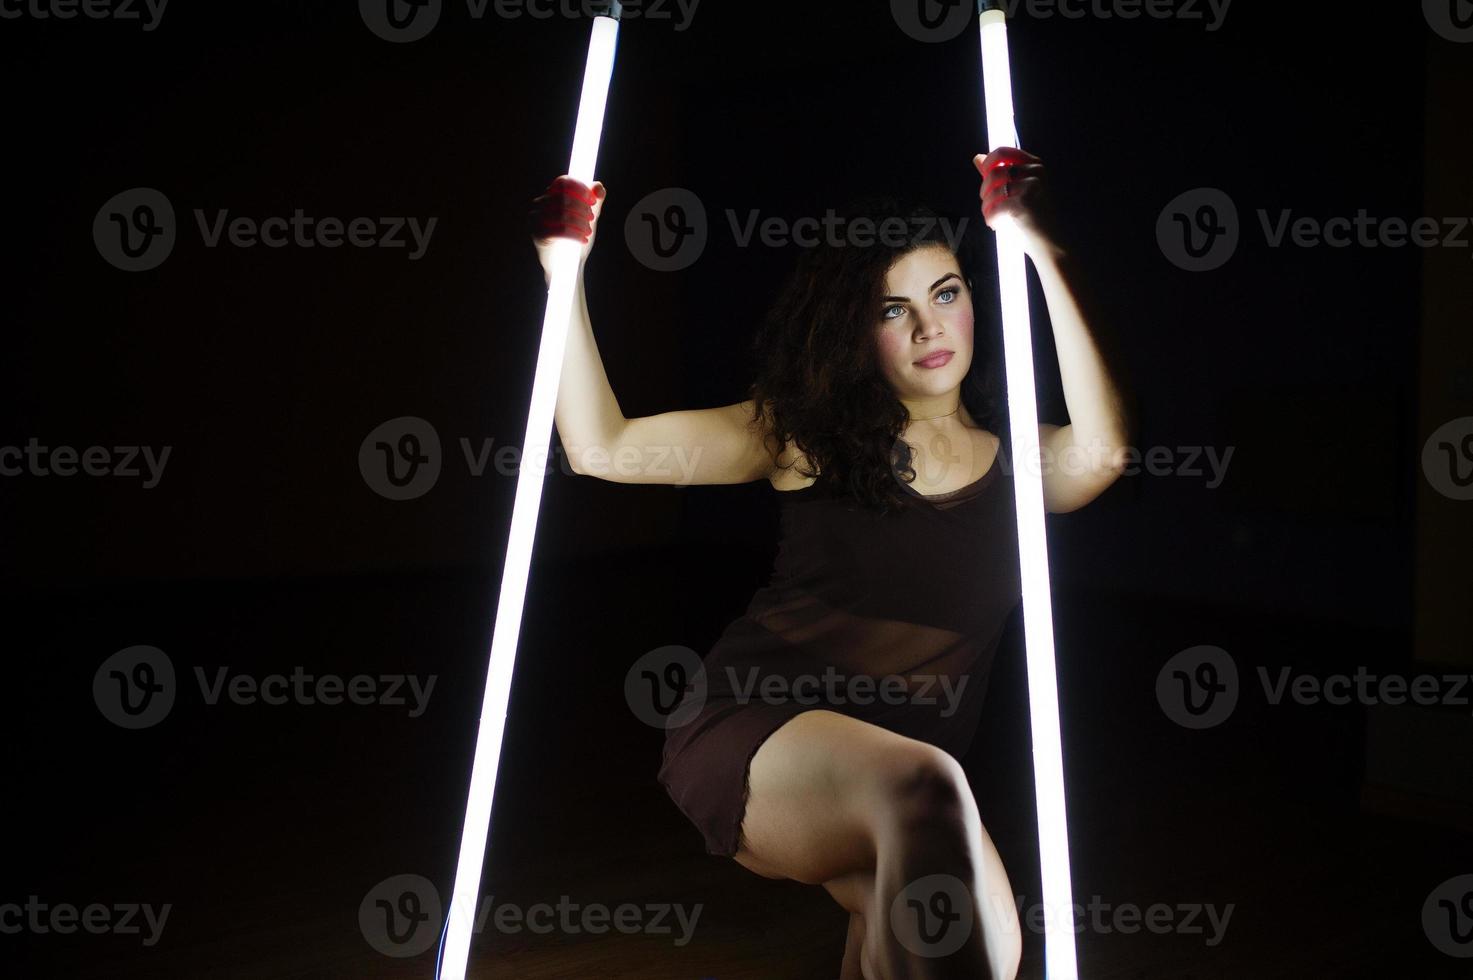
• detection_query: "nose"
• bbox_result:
[912,305,944,342]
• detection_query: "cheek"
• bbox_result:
[874,329,909,371]
[949,307,976,347]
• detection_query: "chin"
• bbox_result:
[910,363,966,387]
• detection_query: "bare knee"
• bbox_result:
[873,745,976,836]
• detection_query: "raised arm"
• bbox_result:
[975,148,1133,513]
[530,176,780,487]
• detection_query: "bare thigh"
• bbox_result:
[733,708,944,886]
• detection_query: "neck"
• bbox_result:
[902,394,967,426]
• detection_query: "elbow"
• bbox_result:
[566,454,602,480]
[563,444,620,482]
[558,434,603,479]
[561,444,584,477]
[1074,432,1130,478]
[1100,442,1131,477]
[1097,417,1134,476]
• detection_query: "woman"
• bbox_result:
[531,148,1129,980]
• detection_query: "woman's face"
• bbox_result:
[871,244,974,402]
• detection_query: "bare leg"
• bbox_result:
[869,785,1021,979]
[828,872,879,980]
[839,912,866,980]
[735,710,1022,979]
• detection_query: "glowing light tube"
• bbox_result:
[438,9,622,979]
[978,5,1079,978]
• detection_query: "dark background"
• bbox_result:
[4,1,1470,977]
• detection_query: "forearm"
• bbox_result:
[550,262,626,471]
[1030,247,1131,462]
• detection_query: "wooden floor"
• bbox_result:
[10,557,1473,978]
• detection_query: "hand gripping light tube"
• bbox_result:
[438,6,622,978]
[977,3,1079,978]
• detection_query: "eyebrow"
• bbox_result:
[882,273,961,304]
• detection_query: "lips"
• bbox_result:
[914,349,954,369]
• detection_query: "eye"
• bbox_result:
[882,304,906,320]
[937,287,959,303]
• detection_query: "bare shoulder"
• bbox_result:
[976,427,1003,470]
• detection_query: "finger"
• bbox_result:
[981,167,1041,199]
[535,215,593,237]
[982,169,1042,193]
[533,193,594,219]
[977,149,1018,174]
[983,194,1018,222]
[982,176,1040,209]
[976,146,1038,175]
[551,176,598,205]
[535,203,594,226]
[982,190,1011,221]
[532,210,593,234]
[994,162,1043,179]
[988,146,1038,165]
[979,167,1015,199]
[983,157,1039,184]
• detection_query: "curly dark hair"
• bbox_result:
[745,196,1006,515]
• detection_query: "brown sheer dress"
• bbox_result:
[657,445,1023,857]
